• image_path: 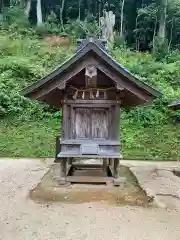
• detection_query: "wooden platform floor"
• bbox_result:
[66,164,113,185]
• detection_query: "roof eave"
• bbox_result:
[21,41,162,100]
[21,43,90,97]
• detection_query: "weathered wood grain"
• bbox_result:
[91,108,109,139]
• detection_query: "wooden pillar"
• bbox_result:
[60,158,67,179]
[103,159,108,176]
[113,159,119,178]
[55,136,61,161]
[108,158,113,166]
[68,157,73,165]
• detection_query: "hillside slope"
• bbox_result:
[0,32,179,160]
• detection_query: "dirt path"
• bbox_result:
[0,159,180,240]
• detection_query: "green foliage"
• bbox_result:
[152,37,169,60]
[64,20,85,40]
[64,15,100,40]
[0,17,179,159]
[0,32,73,117]
[113,33,126,49]
[0,7,34,37]
[1,7,29,27]
[121,122,180,160]
[111,46,180,130]
[134,3,158,51]
[0,118,60,157]
[1,0,180,52]
[34,11,66,37]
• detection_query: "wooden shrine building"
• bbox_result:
[22,39,161,185]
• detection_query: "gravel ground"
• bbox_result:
[0,159,180,240]
[125,161,180,210]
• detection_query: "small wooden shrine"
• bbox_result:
[22,38,161,185]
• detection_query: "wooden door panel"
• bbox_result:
[91,108,109,139]
[74,108,91,139]
[72,106,110,140]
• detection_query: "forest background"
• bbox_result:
[0,0,179,160]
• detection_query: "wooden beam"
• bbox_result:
[90,58,151,102]
[61,95,70,140]
[63,100,120,105]
[57,81,66,90]
[116,83,124,90]
[72,163,103,169]
[30,57,95,100]
[60,139,120,145]
[66,176,113,184]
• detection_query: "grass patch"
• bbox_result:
[0,117,179,160]
[122,123,180,160]
[0,117,59,157]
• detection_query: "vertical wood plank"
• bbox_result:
[114,105,120,141]
[70,106,75,139]
[119,107,121,149]
[113,159,120,178]
[108,106,113,140]
[75,108,91,138]
[91,108,108,139]
[62,103,70,140]
[61,105,65,140]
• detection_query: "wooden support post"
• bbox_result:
[68,157,73,165]
[108,158,113,166]
[60,158,67,183]
[113,159,119,178]
[103,159,108,176]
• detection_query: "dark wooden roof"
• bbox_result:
[22,40,161,108]
[168,99,180,110]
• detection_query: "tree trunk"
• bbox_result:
[36,0,42,26]
[101,11,115,42]
[153,16,158,49]
[2,0,10,7]
[120,0,125,38]
[98,1,101,27]
[168,17,174,51]
[78,0,81,20]
[158,0,168,44]
[25,0,31,16]
[19,0,25,9]
[60,0,65,30]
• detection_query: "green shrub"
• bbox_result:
[113,33,126,49]
[0,31,73,118]
[152,37,169,61]
[1,7,29,27]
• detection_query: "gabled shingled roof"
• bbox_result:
[22,40,161,100]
